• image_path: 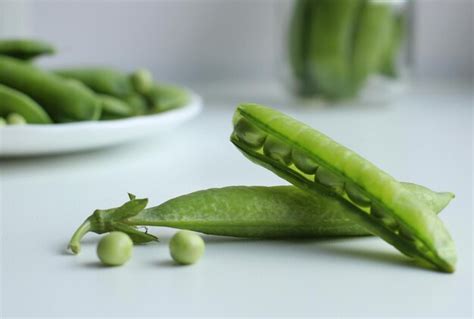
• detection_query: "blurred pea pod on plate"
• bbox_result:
[0,91,201,157]
[0,39,202,157]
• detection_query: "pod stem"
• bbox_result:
[67,218,92,254]
[67,194,158,255]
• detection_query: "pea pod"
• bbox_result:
[0,56,100,122]
[123,93,148,115]
[0,84,52,124]
[54,67,134,98]
[0,39,55,60]
[130,69,154,94]
[379,13,406,78]
[98,94,134,120]
[230,103,457,272]
[288,0,317,96]
[67,184,452,254]
[145,84,190,113]
[309,0,362,99]
[351,1,394,91]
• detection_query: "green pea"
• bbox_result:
[0,117,6,126]
[234,118,266,149]
[130,68,153,94]
[315,166,344,192]
[96,231,133,266]
[6,113,27,125]
[346,182,371,206]
[399,224,416,241]
[263,135,292,165]
[292,148,318,174]
[370,202,398,229]
[169,230,205,265]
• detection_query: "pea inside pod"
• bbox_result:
[234,117,267,149]
[263,136,293,165]
[292,148,319,174]
[230,103,457,273]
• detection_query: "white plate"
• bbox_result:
[0,91,202,157]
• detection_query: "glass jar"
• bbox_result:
[280,0,412,104]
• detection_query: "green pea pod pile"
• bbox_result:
[0,84,52,124]
[0,38,190,125]
[230,103,456,272]
[0,56,101,122]
[288,0,406,99]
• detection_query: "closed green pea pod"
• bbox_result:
[288,0,318,95]
[145,84,190,113]
[123,94,148,115]
[54,67,134,98]
[351,1,394,91]
[308,0,361,98]
[0,38,55,60]
[0,84,52,124]
[68,183,453,255]
[98,94,134,120]
[231,103,457,272]
[379,13,406,78]
[0,56,101,122]
[130,69,154,94]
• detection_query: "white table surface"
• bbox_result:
[1,80,472,318]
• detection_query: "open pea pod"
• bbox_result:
[230,103,457,272]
